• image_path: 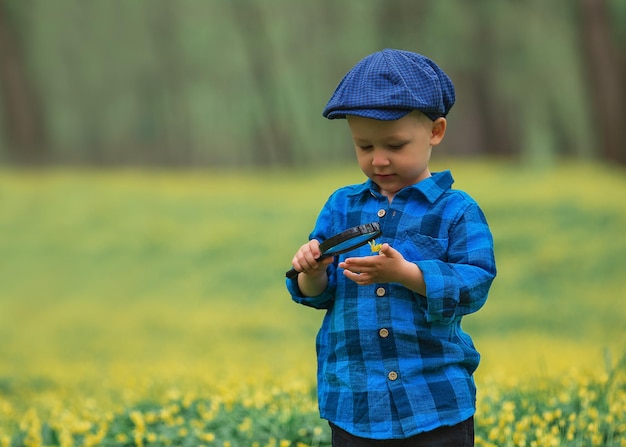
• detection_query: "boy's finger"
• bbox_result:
[379,243,396,256]
[309,240,323,258]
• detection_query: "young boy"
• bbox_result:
[286,49,496,447]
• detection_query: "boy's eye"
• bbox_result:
[388,143,406,149]
[357,145,373,150]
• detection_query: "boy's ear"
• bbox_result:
[430,118,447,146]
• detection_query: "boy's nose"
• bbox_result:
[372,152,390,166]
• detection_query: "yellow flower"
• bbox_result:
[368,239,382,253]
[200,432,216,442]
[238,416,252,433]
[130,410,145,433]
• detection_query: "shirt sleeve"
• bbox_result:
[285,193,340,310]
[415,203,496,324]
[286,266,336,309]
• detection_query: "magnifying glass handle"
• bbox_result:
[285,255,326,279]
[285,267,300,279]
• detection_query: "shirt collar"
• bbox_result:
[348,170,454,203]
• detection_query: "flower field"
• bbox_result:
[2,362,625,447]
[1,161,625,446]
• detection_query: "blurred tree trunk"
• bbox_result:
[148,1,193,166]
[227,2,293,166]
[468,71,518,157]
[0,0,47,164]
[578,0,626,165]
[469,18,518,158]
[376,0,429,47]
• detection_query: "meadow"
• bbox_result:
[0,160,625,446]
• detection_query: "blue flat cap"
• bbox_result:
[323,49,455,121]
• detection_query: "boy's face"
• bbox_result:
[346,111,446,200]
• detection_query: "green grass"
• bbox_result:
[0,160,625,445]
[1,161,624,374]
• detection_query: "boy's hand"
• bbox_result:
[292,240,333,297]
[339,243,426,294]
[291,240,334,277]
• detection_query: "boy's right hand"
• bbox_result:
[291,240,334,277]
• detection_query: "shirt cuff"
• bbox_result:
[414,260,458,324]
[286,276,335,309]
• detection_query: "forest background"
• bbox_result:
[1,1,626,445]
[0,0,625,168]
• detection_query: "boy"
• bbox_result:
[286,49,496,447]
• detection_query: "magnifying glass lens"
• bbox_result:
[324,231,379,255]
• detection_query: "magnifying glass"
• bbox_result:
[286,222,382,279]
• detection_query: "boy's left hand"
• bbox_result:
[340,243,407,286]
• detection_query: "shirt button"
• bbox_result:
[388,371,398,381]
[376,287,386,297]
[379,328,389,338]
[377,209,386,218]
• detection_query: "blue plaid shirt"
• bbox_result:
[287,171,496,439]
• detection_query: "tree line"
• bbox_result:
[0,0,624,167]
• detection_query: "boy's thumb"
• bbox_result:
[379,243,394,257]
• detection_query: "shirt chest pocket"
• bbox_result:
[397,229,449,262]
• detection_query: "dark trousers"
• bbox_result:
[329,417,474,447]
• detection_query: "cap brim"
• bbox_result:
[325,108,412,121]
